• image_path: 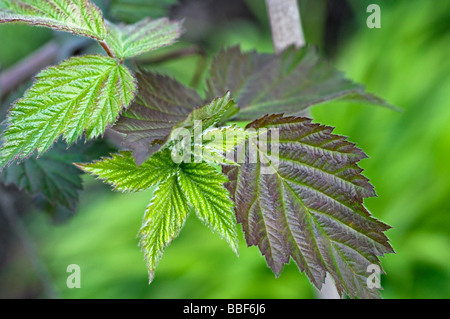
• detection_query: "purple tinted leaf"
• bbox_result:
[112,71,237,165]
[207,46,397,120]
[111,72,202,165]
[223,114,394,298]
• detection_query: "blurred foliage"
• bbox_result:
[0,25,52,69]
[312,0,450,299]
[0,0,449,299]
[108,0,176,23]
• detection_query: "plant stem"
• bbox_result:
[99,41,116,59]
[0,41,59,99]
[265,0,305,53]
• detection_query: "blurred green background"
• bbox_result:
[0,0,449,298]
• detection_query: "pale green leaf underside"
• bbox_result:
[0,55,136,167]
[201,126,249,150]
[0,0,106,40]
[78,149,239,281]
[129,93,238,165]
[173,92,238,133]
[166,93,238,145]
[197,126,253,165]
[105,17,183,59]
[207,46,398,120]
[196,145,237,166]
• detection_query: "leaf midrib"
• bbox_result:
[255,138,386,250]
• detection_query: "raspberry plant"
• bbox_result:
[0,0,394,298]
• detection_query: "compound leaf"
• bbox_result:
[77,149,183,281]
[0,0,106,40]
[223,114,394,298]
[78,149,238,281]
[207,46,397,120]
[0,55,137,167]
[105,17,183,60]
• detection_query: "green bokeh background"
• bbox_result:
[0,0,449,298]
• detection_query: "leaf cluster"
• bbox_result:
[0,0,394,298]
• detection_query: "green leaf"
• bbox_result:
[0,0,106,40]
[170,92,238,136]
[178,162,239,255]
[0,139,113,213]
[112,71,202,165]
[198,126,252,165]
[0,85,114,216]
[223,114,394,298]
[156,93,238,163]
[1,142,82,210]
[105,17,183,60]
[165,93,238,162]
[138,173,190,283]
[206,46,397,120]
[0,55,137,167]
[112,71,237,165]
[78,149,239,281]
[76,150,176,192]
[202,126,253,151]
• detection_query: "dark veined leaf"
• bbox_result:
[78,149,238,282]
[223,114,394,298]
[112,72,202,165]
[105,17,183,60]
[1,142,82,210]
[0,55,137,167]
[112,71,237,165]
[0,0,106,40]
[206,46,397,120]
[0,139,113,212]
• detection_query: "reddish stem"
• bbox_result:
[100,41,116,59]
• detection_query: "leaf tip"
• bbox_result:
[147,271,155,285]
